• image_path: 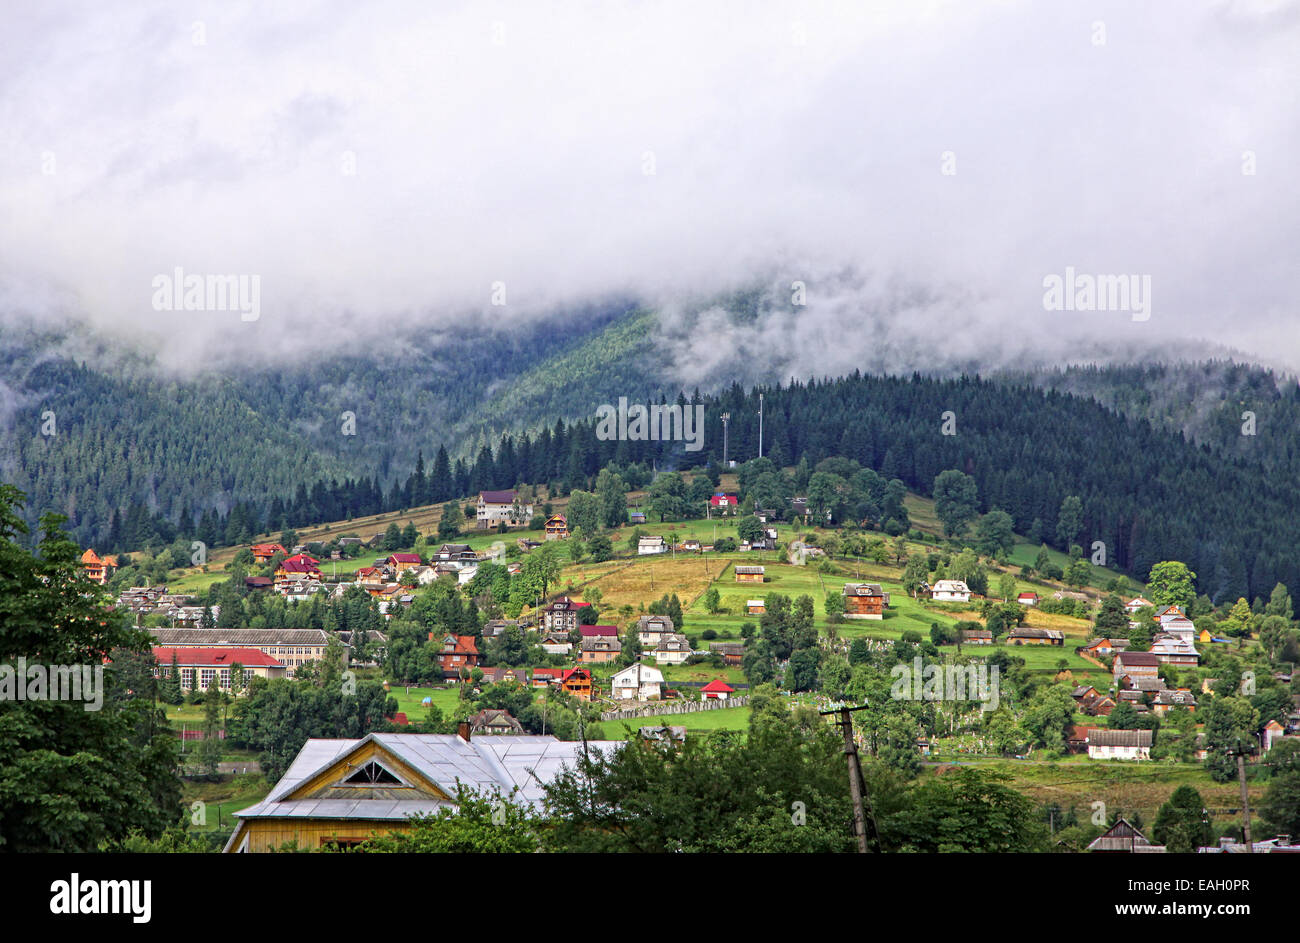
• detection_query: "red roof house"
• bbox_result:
[578,625,620,639]
[701,678,735,700]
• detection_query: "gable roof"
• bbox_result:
[578,624,620,638]
[1090,728,1153,747]
[479,490,516,505]
[1115,651,1160,666]
[701,679,735,693]
[225,733,623,850]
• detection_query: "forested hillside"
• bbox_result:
[6,307,1300,611]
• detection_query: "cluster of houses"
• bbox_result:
[115,584,218,627]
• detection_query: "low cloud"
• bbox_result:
[0,0,1295,374]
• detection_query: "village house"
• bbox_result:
[1149,635,1200,666]
[1016,591,1039,607]
[435,634,480,679]
[1083,637,1130,658]
[580,635,623,664]
[629,511,647,525]
[530,667,564,689]
[1152,689,1198,714]
[1088,728,1153,760]
[610,662,664,701]
[540,633,573,656]
[222,732,622,852]
[149,628,334,676]
[559,666,594,701]
[961,627,993,645]
[251,542,287,564]
[477,490,532,528]
[434,543,477,564]
[735,565,765,583]
[929,579,971,603]
[276,553,322,579]
[481,619,519,639]
[544,514,569,540]
[842,583,889,620]
[1124,596,1153,613]
[386,552,423,575]
[701,678,735,700]
[651,632,692,665]
[1113,651,1161,683]
[152,646,287,692]
[477,666,528,685]
[1006,627,1064,646]
[1153,603,1187,624]
[636,614,675,648]
[542,597,591,633]
[679,538,702,552]
[708,493,740,515]
[468,709,525,735]
[1087,818,1165,852]
[1160,616,1197,639]
[746,599,766,615]
[1066,724,1093,754]
[638,535,668,555]
[710,642,744,666]
[80,548,119,585]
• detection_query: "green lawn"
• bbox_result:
[606,705,752,738]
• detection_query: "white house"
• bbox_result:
[651,632,692,665]
[456,564,479,585]
[610,663,664,701]
[1087,728,1152,760]
[930,579,971,603]
[1125,596,1153,613]
[638,536,668,555]
[636,614,675,648]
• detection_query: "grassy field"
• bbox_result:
[180,774,273,835]
[607,705,752,738]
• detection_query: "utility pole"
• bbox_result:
[721,412,730,468]
[821,703,873,853]
[758,394,764,459]
[1230,744,1254,850]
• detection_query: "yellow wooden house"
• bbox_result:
[224,731,620,852]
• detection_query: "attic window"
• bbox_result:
[342,761,402,785]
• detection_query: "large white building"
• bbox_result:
[477,490,532,528]
[610,662,664,701]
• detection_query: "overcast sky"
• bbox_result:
[1,0,1297,379]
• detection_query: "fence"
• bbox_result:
[601,695,748,722]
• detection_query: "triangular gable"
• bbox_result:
[284,736,452,802]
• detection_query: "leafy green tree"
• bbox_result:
[647,474,687,523]
[1152,785,1213,853]
[438,502,464,540]
[976,509,1016,557]
[587,534,613,562]
[1259,772,1300,839]
[0,485,181,852]
[566,490,601,535]
[737,515,765,543]
[1056,495,1083,548]
[196,679,224,775]
[1146,561,1197,610]
[932,470,979,538]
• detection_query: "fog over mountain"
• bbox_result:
[1,0,1296,381]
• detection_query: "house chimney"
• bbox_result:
[457,720,471,742]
